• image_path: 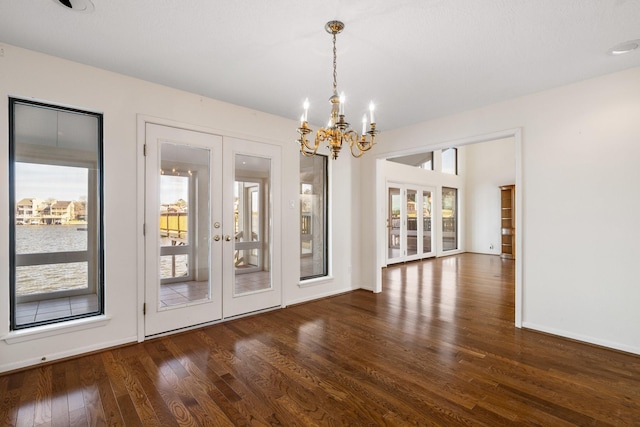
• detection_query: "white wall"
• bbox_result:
[465,137,516,255]
[0,44,357,372]
[360,67,640,355]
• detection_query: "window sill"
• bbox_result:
[298,276,334,288]
[2,315,111,344]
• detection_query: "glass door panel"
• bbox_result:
[144,124,222,337]
[387,184,435,265]
[233,176,266,279]
[422,190,433,255]
[387,187,402,262]
[159,143,209,304]
[406,189,418,257]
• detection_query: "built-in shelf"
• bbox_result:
[500,185,515,259]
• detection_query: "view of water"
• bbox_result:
[15,225,89,296]
[16,224,87,254]
[14,225,186,296]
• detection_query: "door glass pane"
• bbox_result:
[406,189,417,256]
[388,187,401,259]
[442,187,458,251]
[159,142,210,306]
[423,190,432,254]
[234,154,271,295]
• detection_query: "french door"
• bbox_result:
[222,137,281,318]
[386,184,435,265]
[144,124,281,336]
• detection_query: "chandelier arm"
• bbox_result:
[297,125,320,156]
[342,130,365,158]
[301,136,319,155]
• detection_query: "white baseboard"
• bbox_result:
[522,322,640,356]
[285,287,356,307]
[0,336,138,374]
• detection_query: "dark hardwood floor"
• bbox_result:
[2,253,639,425]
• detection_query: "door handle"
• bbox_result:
[225,235,232,242]
[213,235,220,241]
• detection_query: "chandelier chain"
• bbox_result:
[332,32,338,94]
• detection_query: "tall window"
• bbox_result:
[442,187,458,251]
[442,147,457,175]
[300,154,328,279]
[9,99,103,329]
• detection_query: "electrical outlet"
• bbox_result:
[0,47,5,57]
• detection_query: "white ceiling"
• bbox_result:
[1,0,639,131]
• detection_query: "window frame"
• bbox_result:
[441,147,458,175]
[9,98,105,330]
[299,153,329,281]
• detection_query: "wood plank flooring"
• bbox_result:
[2,253,640,425]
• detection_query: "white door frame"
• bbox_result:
[136,116,284,341]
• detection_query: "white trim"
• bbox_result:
[298,276,335,288]
[285,287,355,307]
[0,334,135,373]
[374,158,385,292]
[2,315,111,344]
[522,322,640,356]
[513,128,523,327]
[136,115,146,342]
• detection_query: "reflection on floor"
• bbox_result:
[160,270,271,306]
[15,294,98,326]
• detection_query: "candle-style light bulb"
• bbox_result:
[303,98,310,122]
[339,92,345,116]
[369,101,375,124]
[300,114,305,126]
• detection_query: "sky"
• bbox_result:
[15,163,88,202]
[15,162,191,205]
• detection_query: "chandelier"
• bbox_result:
[297,20,378,159]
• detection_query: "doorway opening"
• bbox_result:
[376,128,522,326]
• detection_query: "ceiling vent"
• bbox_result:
[52,0,95,13]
